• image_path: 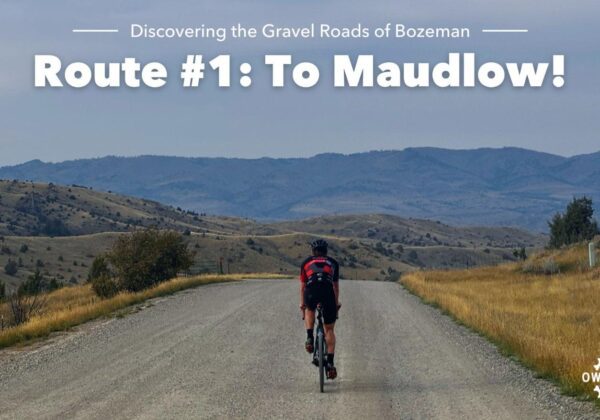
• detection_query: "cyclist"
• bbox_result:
[299,239,340,379]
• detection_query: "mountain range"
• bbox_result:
[1,147,598,231]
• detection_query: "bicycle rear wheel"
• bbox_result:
[318,332,325,392]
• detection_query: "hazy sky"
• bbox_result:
[1,0,599,166]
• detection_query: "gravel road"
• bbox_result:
[0,279,597,419]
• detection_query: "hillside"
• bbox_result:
[272,214,544,248]
[0,180,257,237]
[0,181,545,289]
[1,148,599,231]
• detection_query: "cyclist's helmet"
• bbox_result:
[310,239,329,254]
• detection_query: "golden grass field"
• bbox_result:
[0,273,288,350]
[402,242,600,400]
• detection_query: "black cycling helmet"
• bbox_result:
[310,239,329,252]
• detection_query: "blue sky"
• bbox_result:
[0,0,599,166]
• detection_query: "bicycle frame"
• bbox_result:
[313,304,327,392]
[302,303,328,392]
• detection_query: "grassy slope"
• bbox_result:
[0,179,258,237]
[0,180,546,288]
[0,273,287,349]
[0,230,523,290]
[402,241,600,400]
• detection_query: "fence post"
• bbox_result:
[590,242,597,268]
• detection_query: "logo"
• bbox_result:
[581,358,600,398]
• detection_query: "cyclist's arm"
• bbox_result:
[333,259,340,306]
[299,265,307,308]
[300,281,306,308]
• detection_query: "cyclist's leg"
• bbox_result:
[324,321,338,378]
[324,322,336,354]
[323,284,337,355]
[303,286,317,353]
[303,285,317,329]
[304,309,315,330]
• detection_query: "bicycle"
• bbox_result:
[303,303,327,392]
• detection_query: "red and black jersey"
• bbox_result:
[300,256,340,285]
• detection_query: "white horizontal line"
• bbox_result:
[72,29,119,33]
[482,29,528,33]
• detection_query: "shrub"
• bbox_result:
[541,259,560,275]
[0,280,5,301]
[522,258,560,275]
[19,244,28,253]
[4,259,18,276]
[37,216,70,237]
[18,269,46,295]
[47,278,62,292]
[106,229,193,292]
[91,275,120,299]
[8,291,46,326]
[513,247,527,261]
[88,255,111,282]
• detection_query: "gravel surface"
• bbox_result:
[0,279,598,419]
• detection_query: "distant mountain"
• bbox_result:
[1,148,598,231]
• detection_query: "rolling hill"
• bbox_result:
[0,180,257,237]
[1,148,598,231]
[0,180,545,290]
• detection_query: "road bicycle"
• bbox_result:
[303,303,328,392]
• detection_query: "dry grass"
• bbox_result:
[402,242,600,400]
[0,273,288,349]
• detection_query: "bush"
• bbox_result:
[91,275,120,299]
[513,247,527,261]
[522,258,560,276]
[19,244,28,253]
[541,259,560,275]
[548,197,599,248]
[7,291,46,326]
[88,255,111,282]
[18,269,45,295]
[0,280,5,301]
[4,259,18,276]
[106,229,193,292]
[47,278,62,292]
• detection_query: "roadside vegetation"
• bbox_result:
[402,197,600,400]
[0,228,287,349]
[88,228,194,297]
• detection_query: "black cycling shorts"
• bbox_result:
[304,282,337,325]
